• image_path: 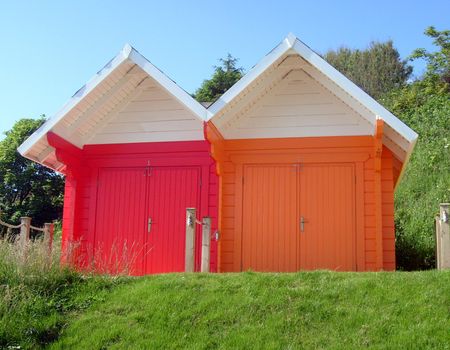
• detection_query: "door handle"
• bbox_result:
[148,217,152,233]
[300,216,308,232]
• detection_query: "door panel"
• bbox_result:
[145,167,200,274]
[242,165,298,272]
[94,167,147,275]
[299,164,355,271]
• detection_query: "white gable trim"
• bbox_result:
[128,48,207,122]
[291,39,417,144]
[207,33,418,168]
[207,33,296,118]
[18,44,208,157]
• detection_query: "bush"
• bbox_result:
[382,90,450,270]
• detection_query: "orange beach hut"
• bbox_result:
[205,34,418,272]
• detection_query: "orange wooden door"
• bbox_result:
[299,164,356,271]
[241,165,298,272]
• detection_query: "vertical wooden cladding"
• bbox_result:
[363,146,396,271]
[241,163,355,272]
[61,140,218,274]
[94,168,147,275]
[145,167,199,274]
[212,136,397,272]
[242,165,298,271]
[299,164,355,271]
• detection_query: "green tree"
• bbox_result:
[409,26,450,90]
[324,41,412,100]
[193,54,244,102]
[0,117,64,230]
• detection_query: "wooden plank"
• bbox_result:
[90,130,204,145]
[436,204,450,269]
[233,164,244,272]
[43,223,55,253]
[20,217,31,241]
[355,162,365,271]
[226,124,371,140]
[101,119,200,133]
[68,71,138,133]
[201,217,211,272]
[223,135,374,151]
[374,118,384,270]
[185,208,196,272]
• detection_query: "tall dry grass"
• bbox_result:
[0,234,65,284]
[0,234,132,348]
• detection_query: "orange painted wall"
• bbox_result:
[206,128,399,272]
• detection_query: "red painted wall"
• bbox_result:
[60,140,218,274]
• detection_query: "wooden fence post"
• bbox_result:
[43,223,55,253]
[185,208,196,272]
[436,203,450,269]
[20,217,31,241]
[201,217,211,273]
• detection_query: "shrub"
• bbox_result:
[382,91,450,270]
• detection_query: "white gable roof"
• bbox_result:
[18,44,208,170]
[207,34,418,167]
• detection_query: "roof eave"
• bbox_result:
[18,44,209,159]
[18,44,132,158]
[291,38,418,145]
[394,133,418,191]
[127,48,208,122]
[206,33,418,172]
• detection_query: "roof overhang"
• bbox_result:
[207,33,418,187]
[18,44,208,171]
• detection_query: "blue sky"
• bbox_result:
[0,0,448,136]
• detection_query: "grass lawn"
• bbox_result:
[48,271,450,350]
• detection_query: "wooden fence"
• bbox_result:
[0,210,55,251]
[185,208,212,273]
[2,208,211,271]
[436,203,450,269]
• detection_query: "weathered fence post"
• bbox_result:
[436,203,450,269]
[20,217,31,241]
[185,208,196,272]
[43,222,55,253]
[201,217,211,273]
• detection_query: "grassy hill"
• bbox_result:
[2,240,450,349]
[43,271,450,349]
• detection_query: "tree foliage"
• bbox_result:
[324,41,412,100]
[193,54,244,102]
[410,26,450,90]
[0,117,64,228]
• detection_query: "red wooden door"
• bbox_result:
[94,167,147,275]
[144,167,200,274]
[299,164,356,271]
[241,165,298,272]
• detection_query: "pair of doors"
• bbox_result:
[93,166,200,275]
[242,163,356,272]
